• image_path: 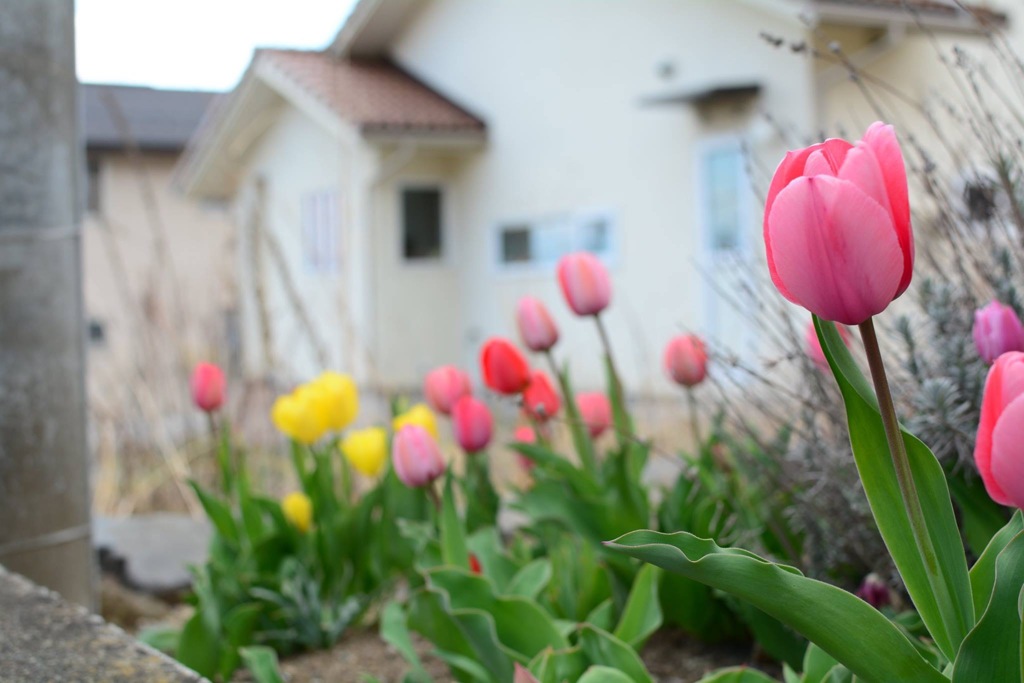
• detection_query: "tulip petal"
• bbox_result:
[767,176,902,325]
[976,359,1011,505]
[991,394,1024,508]
[861,122,913,296]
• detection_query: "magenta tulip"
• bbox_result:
[191,362,226,413]
[522,371,561,422]
[764,122,914,325]
[973,301,1024,365]
[481,338,532,395]
[855,573,891,609]
[451,396,493,453]
[516,296,559,352]
[975,351,1024,508]
[663,334,708,388]
[557,252,611,316]
[424,365,473,415]
[576,392,612,438]
[392,425,445,488]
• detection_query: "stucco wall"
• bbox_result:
[389,0,817,394]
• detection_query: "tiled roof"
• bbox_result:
[259,49,485,134]
[81,84,218,151]
[816,0,1007,26]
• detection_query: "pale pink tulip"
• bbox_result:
[557,252,611,316]
[576,392,612,438]
[516,296,559,352]
[392,425,445,488]
[424,365,473,415]
[663,335,708,388]
[973,301,1024,365]
[764,122,913,325]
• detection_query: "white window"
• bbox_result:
[301,190,340,274]
[702,144,747,255]
[401,187,444,261]
[497,209,616,268]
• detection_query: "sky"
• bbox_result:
[75,0,358,92]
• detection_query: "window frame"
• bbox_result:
[300,188,342,276]
[492,207,619,275]
[397,182,448,266]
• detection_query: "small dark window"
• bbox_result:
[500,226,532,263]
[86,157,101,213]
[88,319,106,345]
[402,188,442,260]
[964,180,997,222]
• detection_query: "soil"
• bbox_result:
[103,579,781,683]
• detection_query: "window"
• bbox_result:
[301,190,340,273]
[87,319,106,346]
[402,187,443,260]
[86,157,101,214]
[497,209,616,268]
[703,145,745,253]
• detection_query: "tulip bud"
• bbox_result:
[481,338,532,394]
[576,392,612,438]
[341,427,388,477]
[764,122,914,325]
[805,320,852,370]
[973,301,1024,365]
[392,425,446,488]
[855,573,891,609]
[424,365,473,415]
[314,371,359,430]
[514,663,542,683]
[281,492,313,533]
[975,351,1024,508]
[451,396,493,453]
[557,252,611,316]
[393,403,439,439]
[663,334,708,388]
[271,392,323,444]
[522,371,561,422]
[516,296,560,352]
[469,553,482,575]
[191,362,226,413]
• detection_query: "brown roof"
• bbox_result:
[816,0,1007,26]
[259,49,485,135]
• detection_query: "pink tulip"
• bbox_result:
[557,252,611,316]
[855,573,891,609]
[392,425,445,488]
[424,365,473,415]
[576,392,612,438]
[975,351,1024,508]
[522,371,561,422]
[191,362,226,413]
[805,321,853,369]
[481,338,532,395]
[514,663,541,683]
[513,426,538,471]
[451,396,493,453]
[516,296,559,352]
[973,301,1024,365]
[663,335,708,388]
[764,122,914,325]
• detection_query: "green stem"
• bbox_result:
[208,412,231,495]
[544,349,597,473]
[858,318,954,638]
[685,388,702,456]
[594,313,633,447]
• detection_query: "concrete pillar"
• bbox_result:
[0,0,95,608]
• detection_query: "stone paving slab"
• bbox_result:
[93,514,211,595]
[0,566,205,682]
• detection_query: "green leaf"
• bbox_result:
[506,560,552,600]
[440,473,469,570]
[603,354,635,450]
[613,564,662,649]
[239,645,286,683]
[803,643,841,683]
[136,625,179,655]
[189,481,239,545]
[176,611,221,678]
[578,625,653,683]
[816,317,973,661]
[946,467,1010,558]
[219,603,264,680]
[731,601,806,671]
[528,646,587,683]
[585,600,616,632]
[380,601,434,683]
[554,364,598,474]
[969,510,1023,618]
[696,667,780,683]
[510,442,601,497]
[578,664,638,683]
[606,530,946,683]
[952,531,1024,681]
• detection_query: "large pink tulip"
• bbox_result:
[576,392,612,438]
[974,351,1024,508]
[764,122,914,325]
[424,365,473,415]
[481,338,532,395]
[451,396,493,453]
[973,301,1024,365]
[557,252,611,316]
[392,425,445,488]
[663,334,708,388]
[516,296,559,352]
[191,362,226,413]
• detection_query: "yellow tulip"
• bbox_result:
[315,371,359,431]
[271,392,323,444]
[341,427,388,477]
[281,491,313,533]
[393,403,438,439]
[293,383,332,441]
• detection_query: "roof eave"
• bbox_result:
[813,2,1007,33]
[360,127,487,149]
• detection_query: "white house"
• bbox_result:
[175,0,1011,403]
